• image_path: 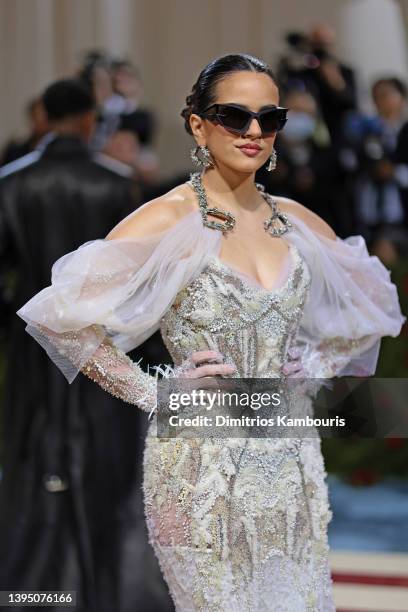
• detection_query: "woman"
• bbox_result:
[17,54,405,611]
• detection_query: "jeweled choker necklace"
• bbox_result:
[187,171,292,236]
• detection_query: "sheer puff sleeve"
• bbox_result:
[16,208,219,418]
[284,211,406,378]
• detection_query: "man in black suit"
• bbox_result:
[307,23,357,146]
[0,79,173,612]
[0,97,49,166]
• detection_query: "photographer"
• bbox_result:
[277,23,357,146]
[339,77,408,243]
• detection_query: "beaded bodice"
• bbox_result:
[145,238,335,611]
[159,241,311,378]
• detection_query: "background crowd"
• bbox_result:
[0,20,407,612]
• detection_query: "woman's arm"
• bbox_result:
[277,196,406,378]
[75,195,182,415]
[79,336,235,418]
[17,186,231,417]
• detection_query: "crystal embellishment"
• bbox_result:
[188,171,236,233]
[187,171,293,236]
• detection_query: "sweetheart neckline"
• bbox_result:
[210,243,297,294]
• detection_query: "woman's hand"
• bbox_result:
[171,349,238,393]
[281,346,305,377]
[173,349,237,379]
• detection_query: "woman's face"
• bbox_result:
[190,71,280,175]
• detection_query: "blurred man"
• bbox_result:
[112,59,159,183]
[256,87,353,236]
[307,22,358,145]
[277,22,357,146]
[78,51,125,152]
[112,59,156,147]
[0,97,49,166]
[0,79,173,612]
[340,77,408,243]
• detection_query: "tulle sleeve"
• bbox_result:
[16,209,219,416]
[284,212,406,378]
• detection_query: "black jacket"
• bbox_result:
[395,120,408,223]
[0,135,174,612]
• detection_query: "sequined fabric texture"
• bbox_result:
[143,243,336,611]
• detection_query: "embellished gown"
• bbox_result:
[16,184,405,611]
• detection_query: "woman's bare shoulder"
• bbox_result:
[274,195,337,241]
[105,182,198,240]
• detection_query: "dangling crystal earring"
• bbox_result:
[190,144,215,168]
[267,147,277,172]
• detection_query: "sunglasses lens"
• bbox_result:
[217,106,250,132]
[260,109,288,134]
[207,105,288,135]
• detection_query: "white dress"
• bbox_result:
[17,187,405,611]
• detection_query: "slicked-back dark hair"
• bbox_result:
[180,53,277,135]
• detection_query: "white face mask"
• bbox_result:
[283,112,316,141]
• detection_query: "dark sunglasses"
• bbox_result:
[200,103,288,135]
